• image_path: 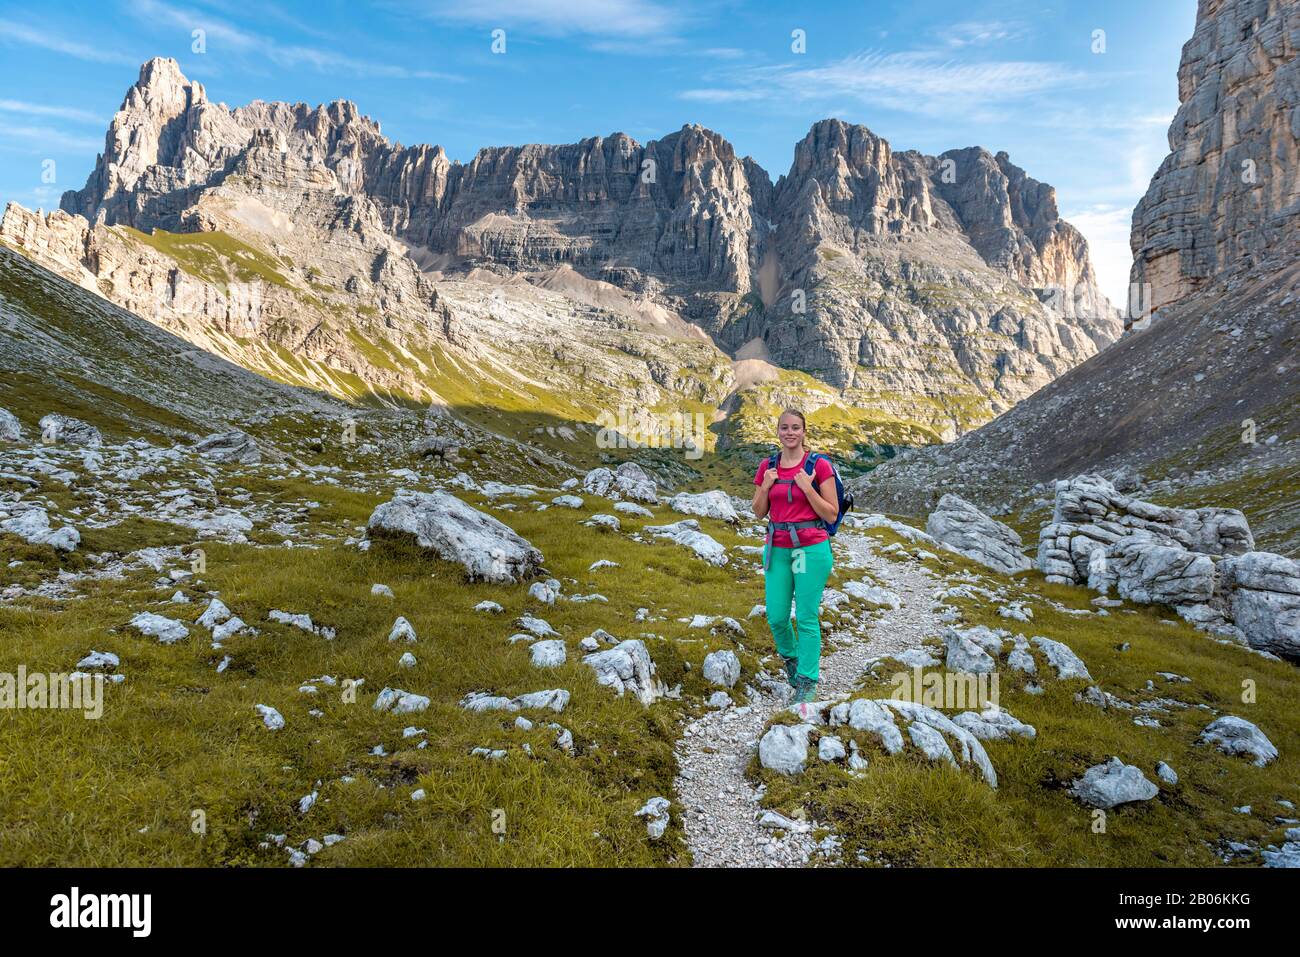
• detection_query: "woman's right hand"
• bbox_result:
[761,467,779,489]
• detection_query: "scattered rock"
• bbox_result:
[76,650,119,671]
[192,430,260,464]
[530,639,567,668]
[582,639,662,705]
[528,578,561,604]
[0,507,80,552]
[512,689,570,712]
[669,490,740,524]
[373,687,431,714]
[943,627,997,674]
[38,413,102,447]
[387,617,417,643]
[0,407,21,441]
[833,698,904,754]
[613,462,658,503]
[1198,716,1278,766]
[269,609,316,633]
[129,612,189,644]
[516,615,556,637]
[367,490,544,583]
[952,706,1036,741]
[1069,757,1159,808]
[759,723,815,775]
[818,735,846,762]
[926,494,1031,574]
[1031,635,1091,680]
[842,580,901,608]
[702,649,740,688]
[255,704,284,730]
[197,599,231,630]
[635,796,671,839]
[212,617,245,643]
[643,519,728,566]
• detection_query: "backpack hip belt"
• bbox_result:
[764,519,825,568]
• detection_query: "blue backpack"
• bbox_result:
[765,451,853,536]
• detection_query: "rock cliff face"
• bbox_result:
[734,121,1119,436]
[8,57,1120,447]
[853,0,1300,554]
[1130,0,1299,315]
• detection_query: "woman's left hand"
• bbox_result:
[793,470,815,492]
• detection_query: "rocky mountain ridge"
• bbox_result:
[1130,0,1299,316]
[1,56,1120,451]
[855,0,1300,555]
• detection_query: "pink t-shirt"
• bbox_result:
[754,452,836,548]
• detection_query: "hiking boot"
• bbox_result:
[780,655,799,686]
[791,674,818,705]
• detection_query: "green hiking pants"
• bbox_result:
[763,538,834,681]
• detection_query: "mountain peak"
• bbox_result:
[52,57,1117,402]
[126,56,205,111]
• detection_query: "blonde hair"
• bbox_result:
[778,407,811,452]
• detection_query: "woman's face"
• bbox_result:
[778,415,804,449]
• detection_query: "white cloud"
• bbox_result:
[128,0,462,81]
[939,20,1027,48]
[403,0,682,38]
[1063,204,1136,308]
[679,50,1094,117]
[679,88,766,103]
[0,19,137,65]
[0,121,104,153]
[0,100,105,125]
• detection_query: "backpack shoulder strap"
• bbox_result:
[806,452,834,482]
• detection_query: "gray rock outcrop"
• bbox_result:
[825,698,998,786]
[0,507,80,552]
[582,639,662,705]
[758,723,815,775]
[1070,757,1159,808]
[926,494,1031,574]
[366,490,543,583]
[670,490,740,524]
[701,649,741,688]
[0,407,20,441]
[642,519,728,566]
[1037,475,1299,660]
[1037,475,1252,586]
[1198,715,1278,766]
[38,413,102,447]
[3,56,1123,459]
[192,430,261,464]
[1216,551,1300,659]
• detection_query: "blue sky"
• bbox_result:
[0,0,1198,304]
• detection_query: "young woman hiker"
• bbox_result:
[751,408,838,712]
